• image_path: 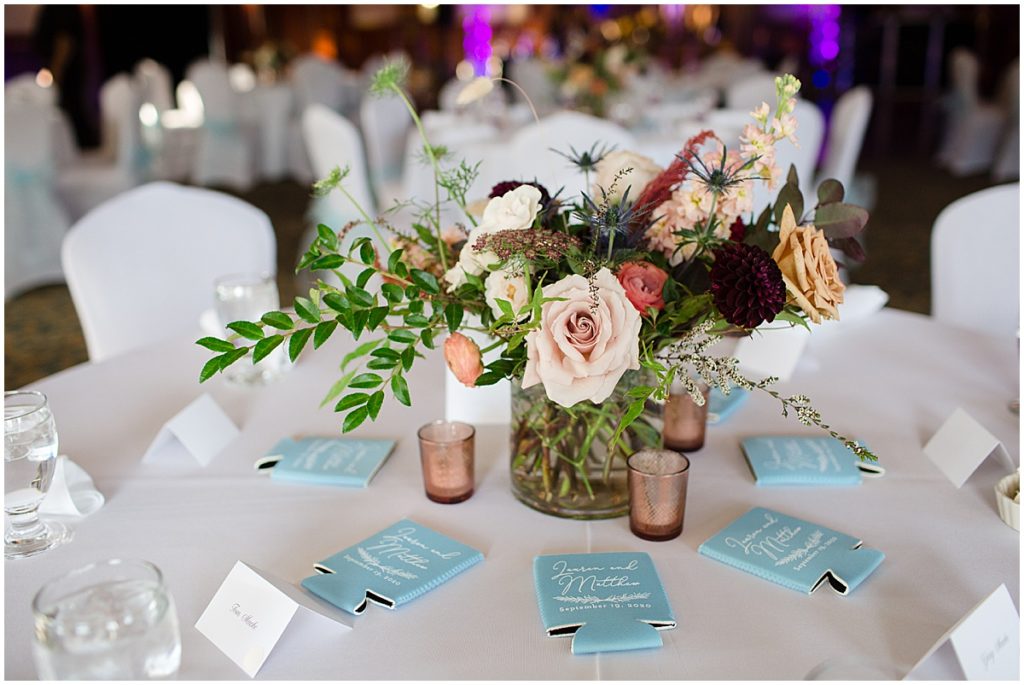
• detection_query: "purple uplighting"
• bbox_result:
[808,5,841,67]
[461,6,493,76]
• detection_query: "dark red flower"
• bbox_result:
[709,243,786,329]
[489,181,551,208]
[729,217,747,242]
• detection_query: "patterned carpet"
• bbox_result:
[3,160,1003,390]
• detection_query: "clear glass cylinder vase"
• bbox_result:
[509,370,662,519]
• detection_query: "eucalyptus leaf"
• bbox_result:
[815,203,869,239]
[816,178,844,206]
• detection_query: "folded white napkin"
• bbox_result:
[39,456,105,517]
[833,285,889,323]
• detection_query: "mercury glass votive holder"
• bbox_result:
[627,449,690,541]
[662,384,710,452]
[417,421,475,504]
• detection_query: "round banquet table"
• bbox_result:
[5,308,1019,680]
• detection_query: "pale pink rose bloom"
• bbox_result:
[444,332,484,387]
[522,268,641,407]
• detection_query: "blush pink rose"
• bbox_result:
[617,261,668,314]
[444,333,484,387]
[522,268,642,407]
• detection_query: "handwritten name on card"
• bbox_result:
[950,584,1020,680]
[195,561,350,678]
[923,408,1012,488]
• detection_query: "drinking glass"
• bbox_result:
[627,449,690,541]
[417,421,475,504]
[5,391,70,559]
[32,559,182,680]
[214,272,287,385]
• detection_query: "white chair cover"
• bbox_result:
[360,92,411,206]
[5,103,72,297]
[55,74,144,220]
[931,183,1020,338]
[725,72,780,111]
[993,59,1020,182]
[5,72,58,107]
[816,86,873,192]
[938,49,1005,177]
[253,84,293,181]
[62,182,276,361]
[134,59,174,112]
[286,55,353,185]
[507,111,637,200]
[507,58,558,116]
[187,59,256,190]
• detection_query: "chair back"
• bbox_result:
[303,104,377,221]
[817,86,873,191]
[62,182,276,361]
[725,72,779,111]
[359,91,411,185]
[134,59,174,111]
[186,60,239,123]
[99,74,144,173]
[5,72,58,107]
[931,183,1020,337]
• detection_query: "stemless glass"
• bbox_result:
[417,421,475,504]
[5,391,70,559]
[627,449,690,541]
[32,559,182,680]
[214,272,287,385]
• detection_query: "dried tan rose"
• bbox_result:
[771,204,845,324]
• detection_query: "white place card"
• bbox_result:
[38,456,104,517]
[734,323,810,382]
[195,561,352,678]
[907,584,1019,680]
[143,394,239,467]
[923,408,1012,488]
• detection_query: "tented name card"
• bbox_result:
[301,519,483,615]
[698,507,884,595]
[533,552,675,655]
[741,436,884,486]
[923,408,1013,488]
[143,393,238,466]
[195,561,351,678]
[255,437,395,488]
[908,584,1020,680]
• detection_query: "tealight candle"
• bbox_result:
[417,420,475,504]
[627,449,690,541]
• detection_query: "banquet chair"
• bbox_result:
[992,59,1019,182]
[815,86,873,193]
[507,58,558,116]
[937,49,1005,177]
[187,59,256,190]
[287,54,354,183]
[507,111,637,200]
[56,74,145,221]
[724,72,779,110]
[931,183,1020,338]
[62,182,276,362]
[5,102,72,298]
[133,59,175,112]
[360,91,411,209]
[5,72,58,107]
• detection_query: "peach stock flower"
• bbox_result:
[444,332,484,387]
[522,268,641,407]
[617,261,668,314]
[771,205,845,324]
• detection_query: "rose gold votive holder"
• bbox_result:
[417,420,475,504]
[627,449,690,541]
[662,384,710,452]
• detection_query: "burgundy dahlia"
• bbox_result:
[489,180,551,208]
[709,243,786,329]
[729,217,747,242]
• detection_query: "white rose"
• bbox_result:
[480,184,542,231]
[522,268,641,407]
[443,264,469,293]
[592,150,663,204]
[485,269,530,320]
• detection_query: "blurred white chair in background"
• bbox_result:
[507,111,637,200]
[937,49,1005,177]
[725,72,779,111]
[252,83,294,182]
[5,72,58,107]
[5,74,77,168]
[360,91,411,209]
[187,59,256,190]
[62,182,276,361]
[134,59,174,112]
[507,58,558,116]
[992,59,1019,182]
[816,86,874,194]
[5,103,72,297]
[931,183,1019,338]
[56,74,145,220]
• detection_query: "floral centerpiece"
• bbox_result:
[197,62,874,519]
[548,43,642,117]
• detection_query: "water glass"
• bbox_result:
[662,384,710,452]
[627,449,690,541]
[417,421,475,504]
[32,559,182,680]
[214,273,287,385]
[5,391,70,559]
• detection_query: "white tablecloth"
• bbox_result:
[5,309,1019,679]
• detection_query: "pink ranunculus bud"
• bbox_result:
[444,332,484,388]
[617,261,669,314]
